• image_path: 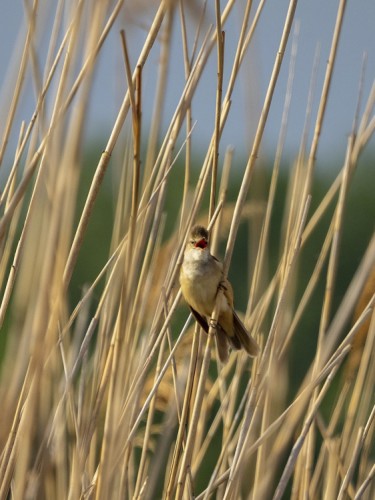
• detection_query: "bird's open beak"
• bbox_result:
[195,239,207,249]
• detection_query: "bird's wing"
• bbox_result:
[189,306,209,333]
[219,277,234,308]
[190,307,229,362]
[233,311,259,357]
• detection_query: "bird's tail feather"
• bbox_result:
[215,329,229,363]
[233,311,259,357]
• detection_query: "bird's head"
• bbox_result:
[187,225,209,252]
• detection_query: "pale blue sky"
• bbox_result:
[1,1,374,169]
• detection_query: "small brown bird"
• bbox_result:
[180,225,259,362]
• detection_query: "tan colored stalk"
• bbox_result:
[143,6,174,191]
[179,0,193,228]
[252,23,299,495]
[300,0,359,478]
[224,0,298,268]
[223,1,298,495]
[63,2,166,288]
[133,333,167,497]
[272,349,348,500]
[164,323,200,499]
[209,0,224,219]
[0,0,38,167]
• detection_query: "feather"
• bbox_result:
[227,332,242,350]
[190,306,229,362]
[233,311,259,357]
[189,306,209,332]
[215,328,229,363]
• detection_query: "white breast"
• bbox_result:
[180,248,223,317]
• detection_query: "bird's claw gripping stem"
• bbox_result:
[209,318,218,330]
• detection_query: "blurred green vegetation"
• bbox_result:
[1,145,374,381]
[0,144,373,495]
[71,144,374,396]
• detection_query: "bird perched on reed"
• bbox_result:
[180,225,259,362]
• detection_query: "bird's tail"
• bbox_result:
[215,328,229,363]
[232,311,259,357]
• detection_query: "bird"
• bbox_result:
[180,225,259,363]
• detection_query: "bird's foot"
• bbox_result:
[209,318,218,330]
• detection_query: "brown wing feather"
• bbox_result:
[190,307,229,362]
[189,306,209,333]
[220,277,234,308]
[219,279,259,356]
[227,331,242,350]
[233,311,259,357]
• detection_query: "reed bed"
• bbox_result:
[0,1,374,499]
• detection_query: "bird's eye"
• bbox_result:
[190,240,195,245]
